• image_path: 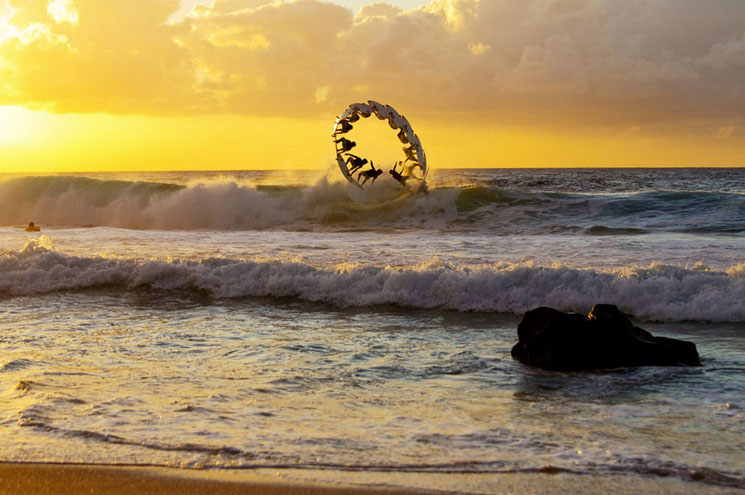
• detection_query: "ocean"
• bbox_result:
[0,168,743,491]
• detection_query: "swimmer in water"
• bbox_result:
[25,222,40,232]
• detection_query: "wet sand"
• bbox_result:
[0,463,735,495]
[0,463,412,495]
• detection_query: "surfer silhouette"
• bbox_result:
[345,154,368,174]
[25,222,40,232]
[403,145,418,163]
[334,119,353,135]
[397,127,410,144]
[389,162,410,186]
[332,101,428,194]
[358,162,383,186]
[335,137,356,153]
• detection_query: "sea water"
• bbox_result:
[0,168,743,490]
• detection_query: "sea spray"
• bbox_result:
[3,175,745,233]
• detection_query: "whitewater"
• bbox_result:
[2,168,745,322]
[1,168,744,492]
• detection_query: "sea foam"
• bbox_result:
[4,240,745,322]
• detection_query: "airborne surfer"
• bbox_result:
[345,154,368,174]
[335,137,356,153]
[334,119,353,135]
[389,162,410,186]
[350,103,372,118]
[358,162,383,186]
[333,100,428,194]
[403,145,418,163]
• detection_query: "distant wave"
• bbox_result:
[4,239,745,322]
[1,175,744,235]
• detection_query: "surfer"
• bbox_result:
[345,154,368,174]
[358,162,383,186]
[389,162,410,186]
[397,127,410,144]
[387,111,405,130]
[335,137,356,153]
[334,119,353,135]
[403,145,418,163]
[350,103,372,118]
[25,222,40,232]
[332,101,428,193]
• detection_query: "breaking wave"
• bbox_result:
[2,175,745,235]
[4,240,745,322]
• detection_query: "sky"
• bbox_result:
[0,0,744,172]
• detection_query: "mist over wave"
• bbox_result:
[2,174,745,235]
[4,238,745,322]
[0,175,454,231]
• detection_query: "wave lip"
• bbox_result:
[4,241,745,323]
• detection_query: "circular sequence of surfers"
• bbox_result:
[333,101,428,194]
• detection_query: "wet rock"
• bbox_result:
[511,304,701,370]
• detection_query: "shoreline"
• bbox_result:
[0,463,421,495]
[0,463,737,495]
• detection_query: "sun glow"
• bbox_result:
[0,106,37,145]
[0,6,13,40]
[47,0,78,24]
[0,107,335,173]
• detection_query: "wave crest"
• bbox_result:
[3,175,745,234]
[0,175,456,230]
[3,244,745,322]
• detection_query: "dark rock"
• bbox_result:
[511,304,701,370]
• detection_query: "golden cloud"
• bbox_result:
[1,0,743,130]
[0,0,198,113]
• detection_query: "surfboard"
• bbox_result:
[337,154,362,188]
[332,100,428,193]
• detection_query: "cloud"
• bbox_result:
[467,42,490,55]
[716,125,735,140]
[1,0,744,131]
[0,0,198,113]
[357,3,402,19]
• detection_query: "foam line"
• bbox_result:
[4,241,745,322]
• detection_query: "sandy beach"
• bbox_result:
[0,463,738,495]
[0,463,419,495]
